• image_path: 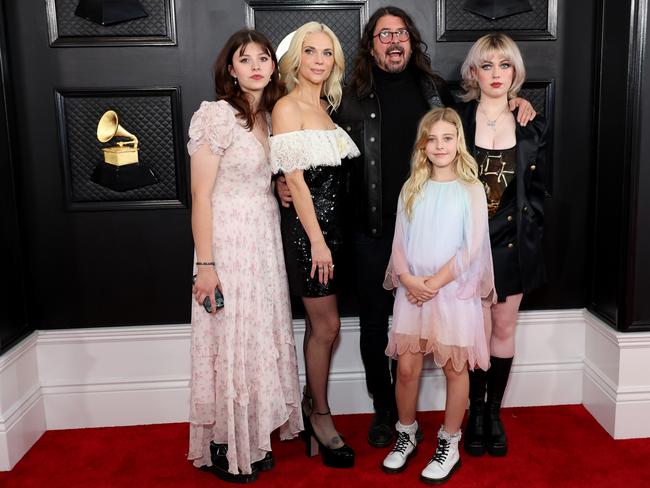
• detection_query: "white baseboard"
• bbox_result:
[0,334,46,471]
[0,308,646,471]
[582,313,650,439]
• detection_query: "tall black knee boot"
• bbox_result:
[464,368,487,456]
[485,356,513,456]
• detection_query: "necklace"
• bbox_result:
[478,105,508,130]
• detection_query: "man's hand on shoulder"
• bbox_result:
[509,97,536,126]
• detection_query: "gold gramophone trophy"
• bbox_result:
[98,110,139,165]
[90,110,158,191]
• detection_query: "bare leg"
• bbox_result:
[302,295,344,449]
[442,361,469,434]
[489,293,523,358]
[395,351,424,425]
[482,304,492,352]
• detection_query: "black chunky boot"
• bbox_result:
[464,368,488,456]
[208,442,259,483]
[485,356,513,456]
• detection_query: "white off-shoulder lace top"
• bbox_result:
[269,126,360,174]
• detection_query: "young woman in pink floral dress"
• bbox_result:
[187,29,302,483]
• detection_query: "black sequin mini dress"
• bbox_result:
[270,127,360,297]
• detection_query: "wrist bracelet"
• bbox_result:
[196,261,215,266]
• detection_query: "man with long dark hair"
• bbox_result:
[277,4,536,453]
[335,6,451,450]
[335,6,536,450]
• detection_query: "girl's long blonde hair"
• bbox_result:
[278,22,345,111]
[401,108,479,219]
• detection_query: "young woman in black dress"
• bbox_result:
[455,32,547,457]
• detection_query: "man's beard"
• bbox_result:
[375,44,411,73]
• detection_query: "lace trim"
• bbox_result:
[269,126,360,174]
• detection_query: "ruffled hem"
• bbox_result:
[385,333,488,372]
[189,338,299,419]
[187,338,303,474]
[187,402,302,474]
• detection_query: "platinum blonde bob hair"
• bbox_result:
[278,22,345,111]
[460,32,526,102]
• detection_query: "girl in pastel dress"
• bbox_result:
[380,107,495,484]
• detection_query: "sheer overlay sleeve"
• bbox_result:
[187,100,236,157]
[451,182,496,303]
[383,196,410,290]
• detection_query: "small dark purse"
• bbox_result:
[192,275,224,313]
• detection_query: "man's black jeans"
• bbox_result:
[354,224,398,414]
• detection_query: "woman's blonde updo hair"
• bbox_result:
[460,32,526,102]
[278,22,345,111]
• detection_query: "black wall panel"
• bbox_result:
[0,1,29,353]
[590,0,650,331]
[2,0,602,340]
[634,3,650,327]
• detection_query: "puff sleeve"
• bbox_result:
[187,100,236,157]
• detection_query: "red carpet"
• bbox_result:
[2,405,650,487]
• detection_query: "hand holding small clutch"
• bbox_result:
[192,275,224,313]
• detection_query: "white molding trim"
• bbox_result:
[0,333,45,471]
[582,312,650,439]
[2,308,649,470]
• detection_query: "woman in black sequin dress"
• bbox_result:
[455,33,548,458]
[269,22,359,468]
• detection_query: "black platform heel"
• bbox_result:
[302,409,355,468]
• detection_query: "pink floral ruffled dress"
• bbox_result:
[186,100,302,474]
[384,179,495,372]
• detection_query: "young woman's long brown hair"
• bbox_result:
[213,29,284,129]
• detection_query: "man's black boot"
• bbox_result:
[368,409,396,448]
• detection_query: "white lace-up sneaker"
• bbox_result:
[382,422,418,473]
[420,427,461,484]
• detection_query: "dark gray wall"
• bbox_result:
[589,0,650,331]
[0,0,29,352]
[633,1,650,327]
[0,0,622,353]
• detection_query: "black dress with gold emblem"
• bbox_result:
[476,146,522,300]
[456,100,549,301]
